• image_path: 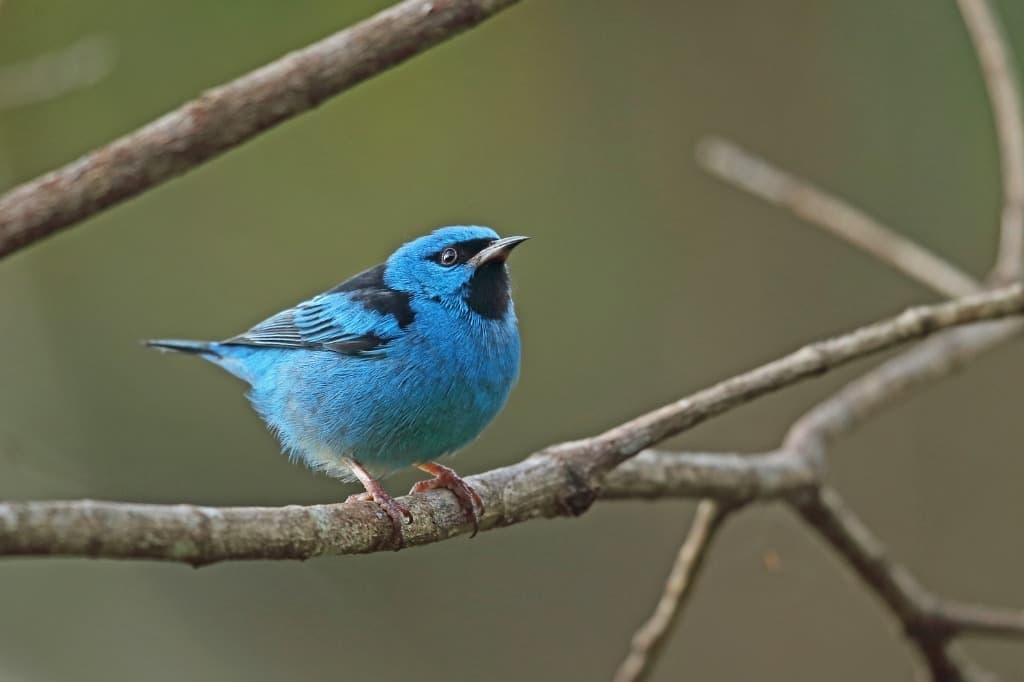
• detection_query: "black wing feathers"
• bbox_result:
[223,263,413,357]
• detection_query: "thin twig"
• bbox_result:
[696,136,981,298]
[613,500,732,682]
[5,286,1023,563]
[957,0,1024,282]
[0,0,520,259]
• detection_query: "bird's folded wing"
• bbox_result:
[223,290,405,357]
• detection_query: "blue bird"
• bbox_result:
[147,226,527,537]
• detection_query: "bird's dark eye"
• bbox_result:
[439,247,459,266]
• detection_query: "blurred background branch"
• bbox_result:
[696,137,981,298]
[0,36,116,112]
[0,0,519,259]
[957,0,1024,282]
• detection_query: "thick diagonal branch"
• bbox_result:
[785,319,1020,457]
[581,284,1022,475]
[0,0,519,259]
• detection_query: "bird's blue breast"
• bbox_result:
[220,297,520,478]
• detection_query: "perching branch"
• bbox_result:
[0,452,790,564]
[612,499,733,682]
[3,285,1022,563]
[0,0,520,259]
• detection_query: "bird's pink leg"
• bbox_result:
[410,462,484,537]
[345,459,411,542]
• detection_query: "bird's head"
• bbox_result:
[384,226,529,319]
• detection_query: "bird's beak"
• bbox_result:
[469,236,530,267]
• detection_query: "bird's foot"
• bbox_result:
[345,489,412,546]
[411,462,484,537]
[345,460,412,546]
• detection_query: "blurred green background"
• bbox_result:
[1,1,1023,679]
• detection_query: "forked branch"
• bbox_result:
[2,286,1021,562]
[793,487,1021,682]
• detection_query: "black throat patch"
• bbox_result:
[466,262,511,320]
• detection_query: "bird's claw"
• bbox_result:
[345,459,413,547]
[410,464,484,537]
[345,490,412,546]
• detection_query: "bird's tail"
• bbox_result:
[144,339,222,357]
[145,338,256,383]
